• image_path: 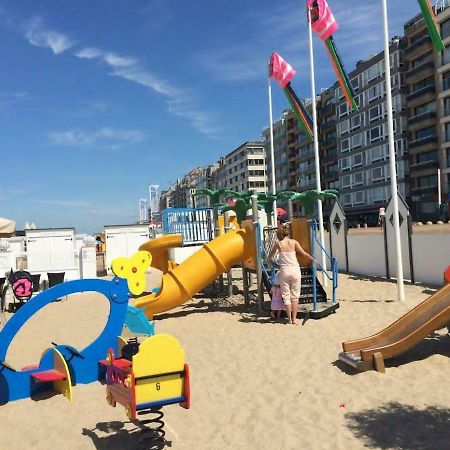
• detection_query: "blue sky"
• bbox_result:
[0,0,420,233]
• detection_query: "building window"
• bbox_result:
[351,114,361,130]
[354,172,364,186]
[441,18,450,40]
[339,103,348,117]
[368,85,381,102]
[340,157,350,171]
[369,105,381,122]
[342,193,352,206]
[353,153,363,167]
[340,139,350,152]
[340,119,349,135]
[372,167,383,181]
[354,191,364,204]
[373,187,385,203]
[342,175,351,187]
[371,146,383,162]
[368,127,381,142]
[414,101,435,116]
[417,150,438,163]
[418,175,437,188]
[351,77,359,91]
[351,133,362,148]
[367,64,380,82]
[415,126,436,140]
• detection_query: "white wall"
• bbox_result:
[347,233,386,278]
[412,233,450,285]
[105,225,150,273]
[169,245,204,264]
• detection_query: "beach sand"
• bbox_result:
[1,271,450,449]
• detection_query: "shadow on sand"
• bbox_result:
[346,402,450,450]
[82,420,170,450]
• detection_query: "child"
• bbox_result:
[270,272,284,320]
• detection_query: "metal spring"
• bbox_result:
[136,407,167,449]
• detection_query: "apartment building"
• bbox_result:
[335,37,410,225]
[435,1,450,217]
[262,111,289,194]
[170,167,204,208]
[404,12,441,220]
[215,141,267,193]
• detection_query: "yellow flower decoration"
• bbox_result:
[111,250,152,295]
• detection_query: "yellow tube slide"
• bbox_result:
[140,234,182,273]
[134,222,255,319]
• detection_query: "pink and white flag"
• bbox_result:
[307,0,339,41]
[269,52,296,88]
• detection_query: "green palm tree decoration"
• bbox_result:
[290,189,339,217]
[219,197,260,224]
[256,192,278,215]
[194,188,238,207]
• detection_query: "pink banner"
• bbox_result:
[269,52,295,88]
[307,0,339,41]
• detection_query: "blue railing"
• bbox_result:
[310,220,338,311]
[162,208,214,244]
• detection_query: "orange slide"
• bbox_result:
[339,283,450,372]
[135,221,255,319]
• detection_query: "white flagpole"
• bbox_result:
[307,7,327,287]
[267,73,278,226]
[382,0,405,301]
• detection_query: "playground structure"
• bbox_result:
[0,250,190,445]
[136,188,339,320]
[339,265,450,373]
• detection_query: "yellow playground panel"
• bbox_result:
[105,334,190,420]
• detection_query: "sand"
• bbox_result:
[1,271,450,449]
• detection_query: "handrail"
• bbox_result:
[310,219,338,310]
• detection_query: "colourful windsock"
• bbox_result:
[417,0,445,51]
[269,52,314,141]
[307,0,359,112]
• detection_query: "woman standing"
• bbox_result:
[269,226,315,324]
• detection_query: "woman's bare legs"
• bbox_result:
[285,303,293,323]
[291,300,299,324]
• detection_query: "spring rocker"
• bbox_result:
[103,334,190,441]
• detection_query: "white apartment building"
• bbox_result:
[216,141,267,193]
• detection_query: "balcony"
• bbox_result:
[406,85,435,101]
[443,78,450,92]
[405,34,431,54]
[406,60,434,78]
[409,160,439,172]
[409,134,438,148]
[407,111,436,125]
[319,103,335,115]
[321,137,336,147]
[322,150,338,164]
[321,119,337,132]
[323,170,339,182]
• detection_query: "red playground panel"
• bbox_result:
[445,265,450,284]
[31,370,66,382]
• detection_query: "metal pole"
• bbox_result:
[438,168,442,209]
[382,0,404,301]
[267,75,278,225]
[251,194,264,313]
[224,213,233,297]
[288,198,294,221]
[307,8,327,286]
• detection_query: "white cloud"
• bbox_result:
[24,17,74,54]
[47,127,145,150]
[0,91,30,108]
[75,47,221,139]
